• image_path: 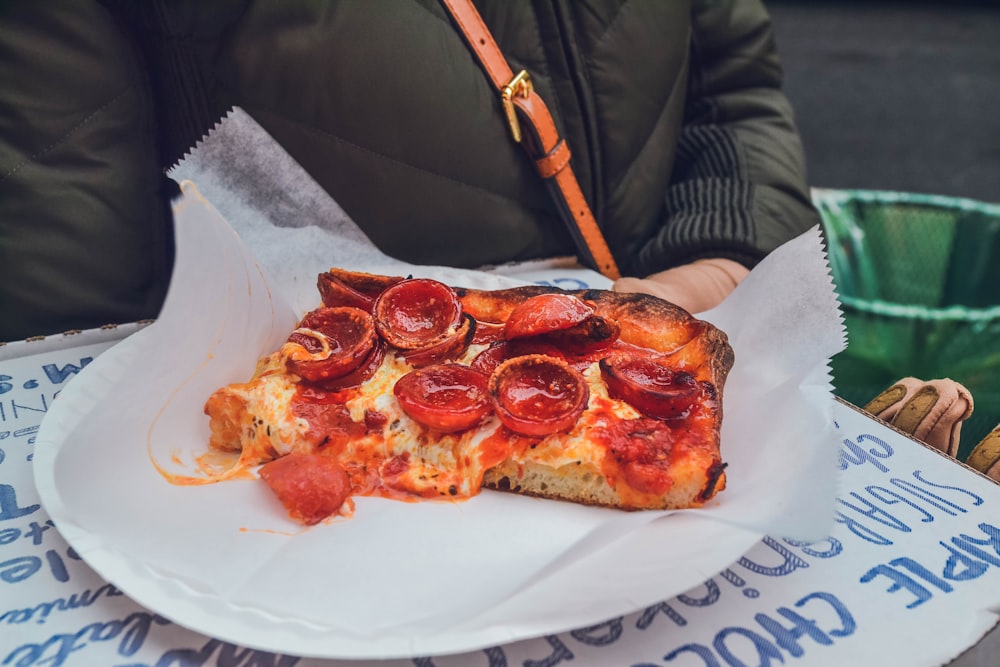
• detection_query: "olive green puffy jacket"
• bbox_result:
[0,0,819,342]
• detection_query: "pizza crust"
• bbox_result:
[482,455,727,511]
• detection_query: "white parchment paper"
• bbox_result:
[33,108,846,658]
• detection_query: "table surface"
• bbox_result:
[2,331,999,666]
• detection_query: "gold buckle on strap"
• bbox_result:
[501,70,533,143]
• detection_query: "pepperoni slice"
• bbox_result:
[315,338,386,391]
[504,293,594,340]
[599,353,700,420]
[285,307,377,383]
[543,314,620,353]
[471,341,509,375]
[374,279,463,350]
[293,387,366,450]
[317,271,403,312]
[502,317,619,362]
[489,354,589,437]
[400,313,476,368]
[598,418,677,496]
[472,319,506,345]
[259,453,352,525]
[472,339,593,375]
[394,364,492,433]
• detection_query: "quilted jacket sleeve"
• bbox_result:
[634,0,821,275]
[0,1,174,341]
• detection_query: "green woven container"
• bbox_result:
[815,189,1000,460]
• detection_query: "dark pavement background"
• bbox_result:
[768,1,1000,204]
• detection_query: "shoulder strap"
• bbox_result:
[440,0,622,280]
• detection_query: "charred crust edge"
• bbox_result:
[699,461,729,502]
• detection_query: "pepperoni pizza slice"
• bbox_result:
[204,268,734,525]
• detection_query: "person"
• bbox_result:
[0,0,818,343]
[3,2,996,478]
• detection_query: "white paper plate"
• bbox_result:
[31,321,763,659]
[34,184,840,659]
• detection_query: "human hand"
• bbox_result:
[611,258,749,314]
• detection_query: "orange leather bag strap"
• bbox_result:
[441,0,622,280]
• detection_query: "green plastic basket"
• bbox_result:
[815,189,1000,460]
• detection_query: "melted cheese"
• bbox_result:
[208,348,510,500]
[206,347,665,504]
[206,372,313,466]
[339,352,504,497]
